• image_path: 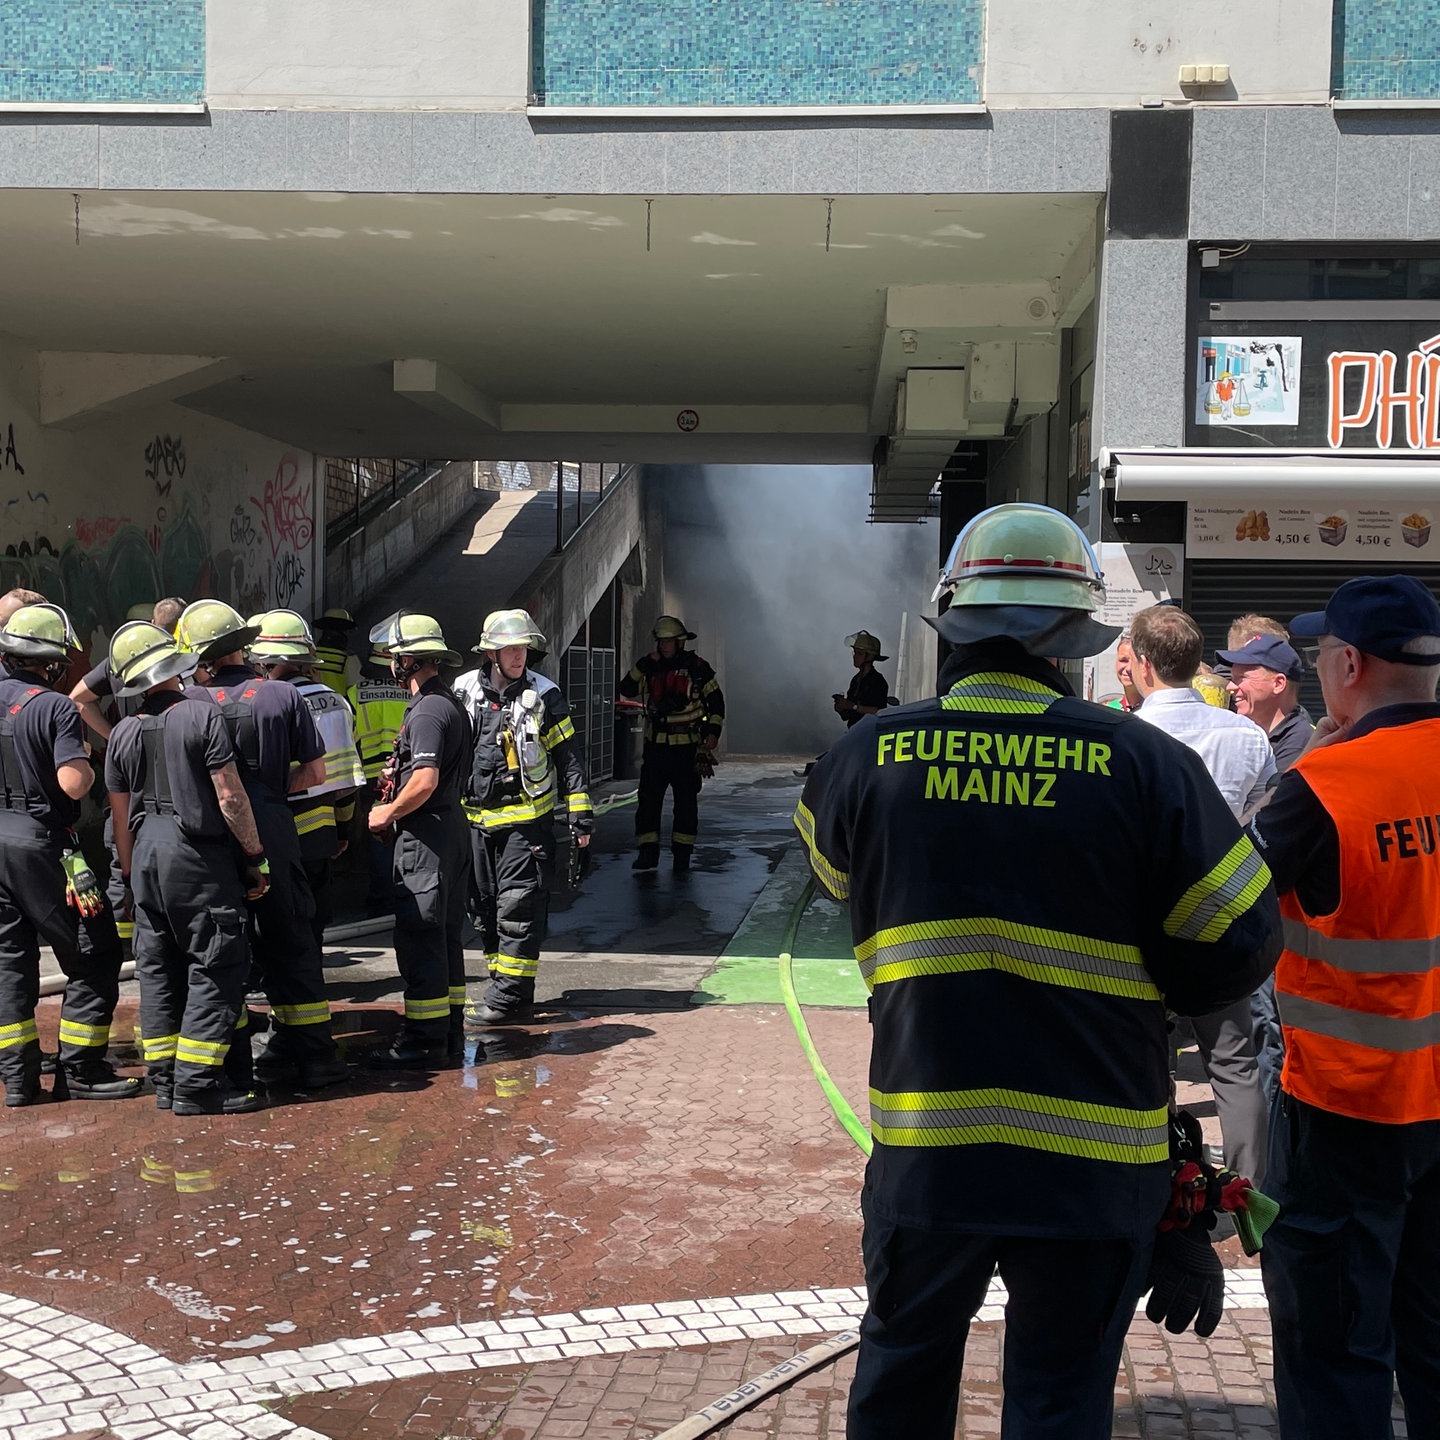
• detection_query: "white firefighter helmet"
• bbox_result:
[475,609,547,655]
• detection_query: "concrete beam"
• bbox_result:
[37,352,245,428]
[499,404,869,435]
[392,358,499,430]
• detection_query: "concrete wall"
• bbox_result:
[207,0,529,111]
[986,0,1332,108]
[324,461,485,616]
[0,332,316,672]
[202,0,1331,113]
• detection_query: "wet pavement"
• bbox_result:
[0,762,1359,1438]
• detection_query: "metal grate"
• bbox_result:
[562,646,617,783]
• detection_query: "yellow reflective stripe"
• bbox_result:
[116,920,135,940]
[140,1157,172,1184]
[856,917,1161,1002]
[58,1019,111,1047]
[235,1008,249,1033]
[463,794,558,829]
[323,749,367,787]
[405,997,452,1021]
[448,986,468,1005]
[793,800,850,901]
[491,954,539,978]
[940,672,1057,715]
[673,832,697,845]
[174,1170,217,1193]
[335,800,357,824]
[272,1002,331,1026]
[0,1019,39,1049]
[700,679,721,697]
[566,792,593,814]
[542,717,576,750]
[293,805,337,835]
[1164,836,1272,943]
[141,1033,179,1061]
[175,1036,230,1065]
[636,831,660,845]
[869,1086,1170,1165]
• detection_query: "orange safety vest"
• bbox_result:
[1276,718,1440,1124]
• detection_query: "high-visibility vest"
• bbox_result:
[354,681,409,781]
[313,644,359,701]
[1277,718,1440,1124]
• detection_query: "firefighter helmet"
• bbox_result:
[475,608,547,654]
[175,600,261,664]
[0,603,81,662]
[653,615,696,642]
[845,630,889,661]
[249,610,317,662]
[125,602,155,623]
[316,606,356,631]
[369,611,461,667]
[940,504,1106,612]
[110,621,197,698]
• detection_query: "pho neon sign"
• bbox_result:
[1328,334,1440,449]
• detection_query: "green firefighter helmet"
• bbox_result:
[249,609,317,662]
[369,610,461,667]
[0,603,81,662]
[110,621,197,698]
[317,606,356,631]
[475,608,547,655]
[845,629,888,660]
[125,602,155,623]
[939,503,1106,612]
[175,599,261,664]
[652,615,696,642]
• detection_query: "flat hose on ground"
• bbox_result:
[651,876,870,1439]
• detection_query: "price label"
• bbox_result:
[1274,533,1311,545]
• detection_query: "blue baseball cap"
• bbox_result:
[1215,634,1304,679]
[1290,576,1440,666]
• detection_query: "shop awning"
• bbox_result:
[1100,448,1440,502]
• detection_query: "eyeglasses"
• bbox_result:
[1297,640,1343,669]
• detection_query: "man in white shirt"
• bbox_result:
[1130,603,1275,1186]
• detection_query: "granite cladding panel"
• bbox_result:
[1333,0,1440,101]
[0,0,203,106]
[533,0,983,108]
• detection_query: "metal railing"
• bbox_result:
[323,458,443,548]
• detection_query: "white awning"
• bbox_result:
[1100,447,1440,502]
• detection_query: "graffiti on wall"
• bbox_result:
[143,434,187,496]
[250,454,313,608]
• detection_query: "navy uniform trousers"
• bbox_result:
[393,806,469,1048]
[470,818,555,1010]
[0,810,124,1092]
[635,744,701,854]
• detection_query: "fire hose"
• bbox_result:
[653,876,868,1439]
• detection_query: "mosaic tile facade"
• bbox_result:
[532,0,984,107]
[0,0,204,106]
[1332,0,1440,100]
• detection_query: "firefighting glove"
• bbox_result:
[61,849,104,918]
[1145,1219,1225,1337]
[242,853,272,903]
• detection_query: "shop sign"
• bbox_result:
[1327,334,1440,449]
[1187,497,1432,560]
[1082,543,1184,707]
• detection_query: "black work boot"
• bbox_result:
[632,842,660,871]
[254,1041,350,1090]
[367,1034,457,1071]
[4,1044,42,1109]
[672,846,693,874]
[173,1082,265,1116]
[60,1058,144,1101]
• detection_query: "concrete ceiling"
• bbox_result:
[1,189,1099,462]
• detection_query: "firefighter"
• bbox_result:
[834,630,891,728]
[1252,576,1440,1439]
[796,504,1281,1439]
[311,607,361,700]
[354,640,409,915]
[454,610,593,1025]
[619,615,724,872]
[175,600,350,1091]
[0,603,142,1105]
[366,612,471,1068]
[249,611,366,949]
[104,622,267,1115]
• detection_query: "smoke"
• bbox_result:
[657,465,937,755]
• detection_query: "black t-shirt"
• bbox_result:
[1266,704,1314,776]
[105,690,236,840]
[394,677,469,827]
[844,665,890,728]
[0,672,89,829]
[185,666,323,799]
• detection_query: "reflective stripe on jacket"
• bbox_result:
[1276,718,1440,1124]
[288,680,366,798]
[794,647,1280,1238]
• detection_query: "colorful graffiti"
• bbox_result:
[250,454,313,608]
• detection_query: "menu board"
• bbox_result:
[1082,543,1184,707]
[1187,499,1433,561]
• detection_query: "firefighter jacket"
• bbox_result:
[287,677,366,848]
[453,663,593,834]
[1271,717,1440,1125]
[795,643,1281,1239]
[354,677,410,783]
[313,643,360,703]
[619,649,725,747]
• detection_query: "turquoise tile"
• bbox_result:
[0,0,202,105]
[533,0,983,108]
[1333,0,1440,100]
